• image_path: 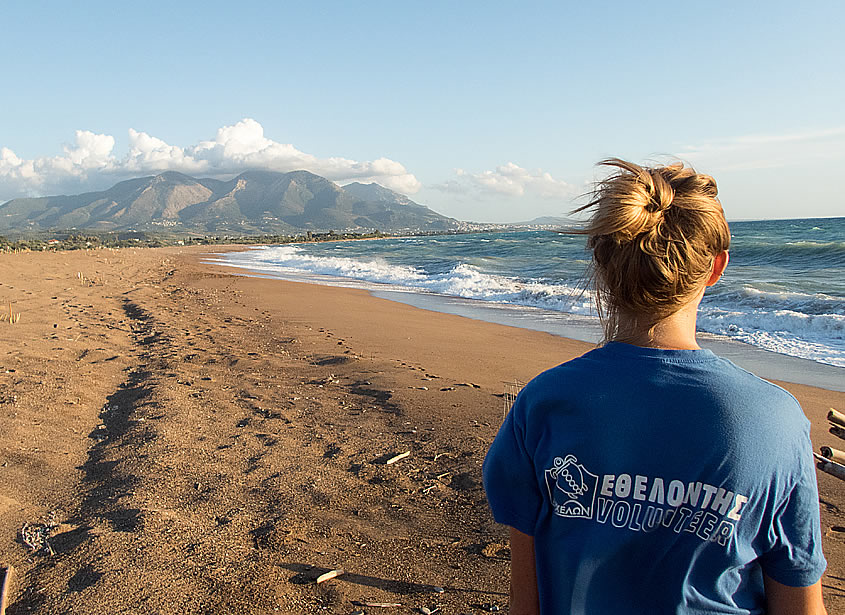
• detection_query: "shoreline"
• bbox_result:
[202,250,845,393]
[0,245,843,612]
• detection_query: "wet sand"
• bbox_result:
[0,245,843,613]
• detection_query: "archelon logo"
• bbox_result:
[545,455,599,519]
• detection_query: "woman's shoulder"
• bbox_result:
[513,346,615,414]
[707,356,804,412]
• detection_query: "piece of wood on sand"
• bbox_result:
[315,568,345,584]
[814,452,845,481]
[386,451,410,465]
[0,564,14,615]
[828,408,845,429]
[830,423,845,441]
[821,446,845,465]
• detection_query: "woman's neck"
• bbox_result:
[607,251,727,351]
[613,293,704,350]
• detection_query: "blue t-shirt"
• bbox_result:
[483,342,826,615]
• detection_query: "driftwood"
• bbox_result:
[385,451,410,465]
[820,446,845,465]
[0,565,14,615]
[815,408,845,481]
[315,568,345,584]
[829,409,845,429]
[814,453,845,481]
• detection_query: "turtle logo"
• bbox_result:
[545,455,599,519]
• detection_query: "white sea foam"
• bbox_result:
[707,286,844,315]
[218,245,595,314]
[698,284,845,366]
[697,306,845,367]
[224,245,426,284]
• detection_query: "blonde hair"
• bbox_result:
[573,158,731,342]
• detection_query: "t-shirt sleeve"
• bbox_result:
[759,427,827,587]
[483,395,543,536]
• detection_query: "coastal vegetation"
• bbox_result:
[0,230,392,252]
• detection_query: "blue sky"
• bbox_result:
[1,1,843,222]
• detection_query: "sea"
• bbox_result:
[208,217,845,391]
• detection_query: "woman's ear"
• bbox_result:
[705,251,729,286]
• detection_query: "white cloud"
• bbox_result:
[125,128,206,174]
[60,130,115,170]
[685,126,845,151]
[434,162,573,199]
[0,130,118,196]
[0,118,421,201]
[676,126,845,173]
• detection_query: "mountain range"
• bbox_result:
[0,170,459,234]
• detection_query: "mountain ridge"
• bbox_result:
[0,170,458,234]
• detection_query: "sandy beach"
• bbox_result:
[0,245,843,613]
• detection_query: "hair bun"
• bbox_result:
[643,171,674,215]
[571,157,731,343]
